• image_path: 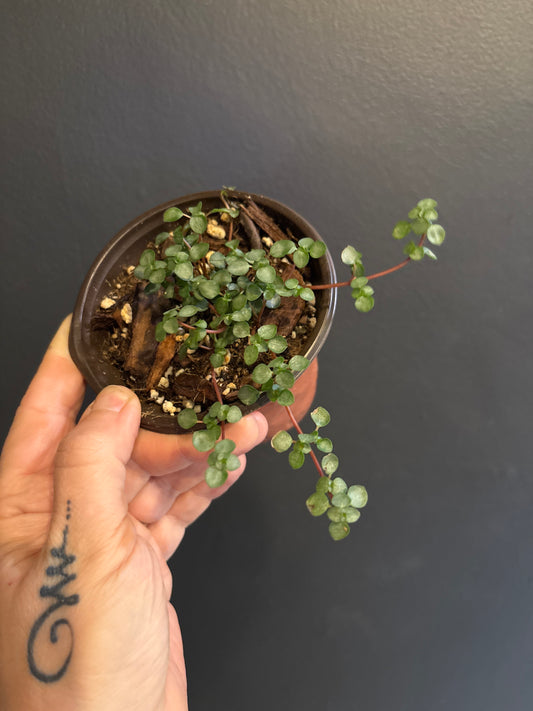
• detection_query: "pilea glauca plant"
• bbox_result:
[127,192,445,541]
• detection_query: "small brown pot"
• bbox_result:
[69,190,337,433]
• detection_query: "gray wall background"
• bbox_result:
[2,1,532,709]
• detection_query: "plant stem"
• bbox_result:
[179,321,225,335]
[309,234,427,290]
[257,298,266,324]
[210,368,226,440]
[285,405,325,478]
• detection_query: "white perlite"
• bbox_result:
[121,303,133,324]
[100,297,116,309]
[207,220,226,239]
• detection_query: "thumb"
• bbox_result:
[52,386,141,544]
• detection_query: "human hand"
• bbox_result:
[0,316,267,711]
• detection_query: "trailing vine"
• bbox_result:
[133,194,445,540]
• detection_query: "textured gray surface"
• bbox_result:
[2,1,533,709]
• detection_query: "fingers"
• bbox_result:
[126,412,267,524]
[131,410,268,477]
[0,316,86,484]
[147,455,247,559]
[51,386,141,542]
[128,476,177,524]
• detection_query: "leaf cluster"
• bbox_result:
[271,406,367,540]
[205,439,241,488]
[340,246,374,312]
[307,478,368,541]
[392,198,445,261]
[238,354,310,408]
[270,237,327,268]
[176,401,243,487]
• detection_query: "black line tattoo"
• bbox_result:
[27,500,80,683]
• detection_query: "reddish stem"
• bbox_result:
[257,298,266,324]
[178,321,225,335]
[309,234,426,290]
[285,405,325,478]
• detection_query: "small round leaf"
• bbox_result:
[226,406,242,424]
[305,493,330,517]
[270,240,296,258]
[293,249,309,269]
[190,242,210,261]
[341,246,358,265]
[178,304,198,317]
[275,371,295,389]
[311,407,330,428]
[226,454,241,471]
[331,493,351,508]
[227,258,250,276]
[244,344,259,365]
[205,466,228,488]
[214,439,236,456]
[316,437,333,453]
[288,448,305,469]
[426,224,445,246]
[309,241,327,258]
[233,321,250,338]
[344,507,361,523]
[257,324,277,340]
[276,389,295,407]
[163,207,185,222]
[149,268,167,284]
[288,355,310,372]
[257,266,277,283]
[348,485,368,508]
[189,214,208,234]
[237,385,260,405]
[252,364,272,385]
[193,429,218,452]
[174,262,194,281]
[392,220,412,240]
[417,198,437,210]
[271,430,293,453]
[299,288,315,302]
[329,521,350,541]
[355,295,375,313]
[178,408,198,429]
[267,336,287,354]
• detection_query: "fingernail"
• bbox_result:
[95,385,133,412]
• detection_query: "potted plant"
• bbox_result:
[69,189,445,540]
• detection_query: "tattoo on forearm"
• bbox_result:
[27,500,80,683]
